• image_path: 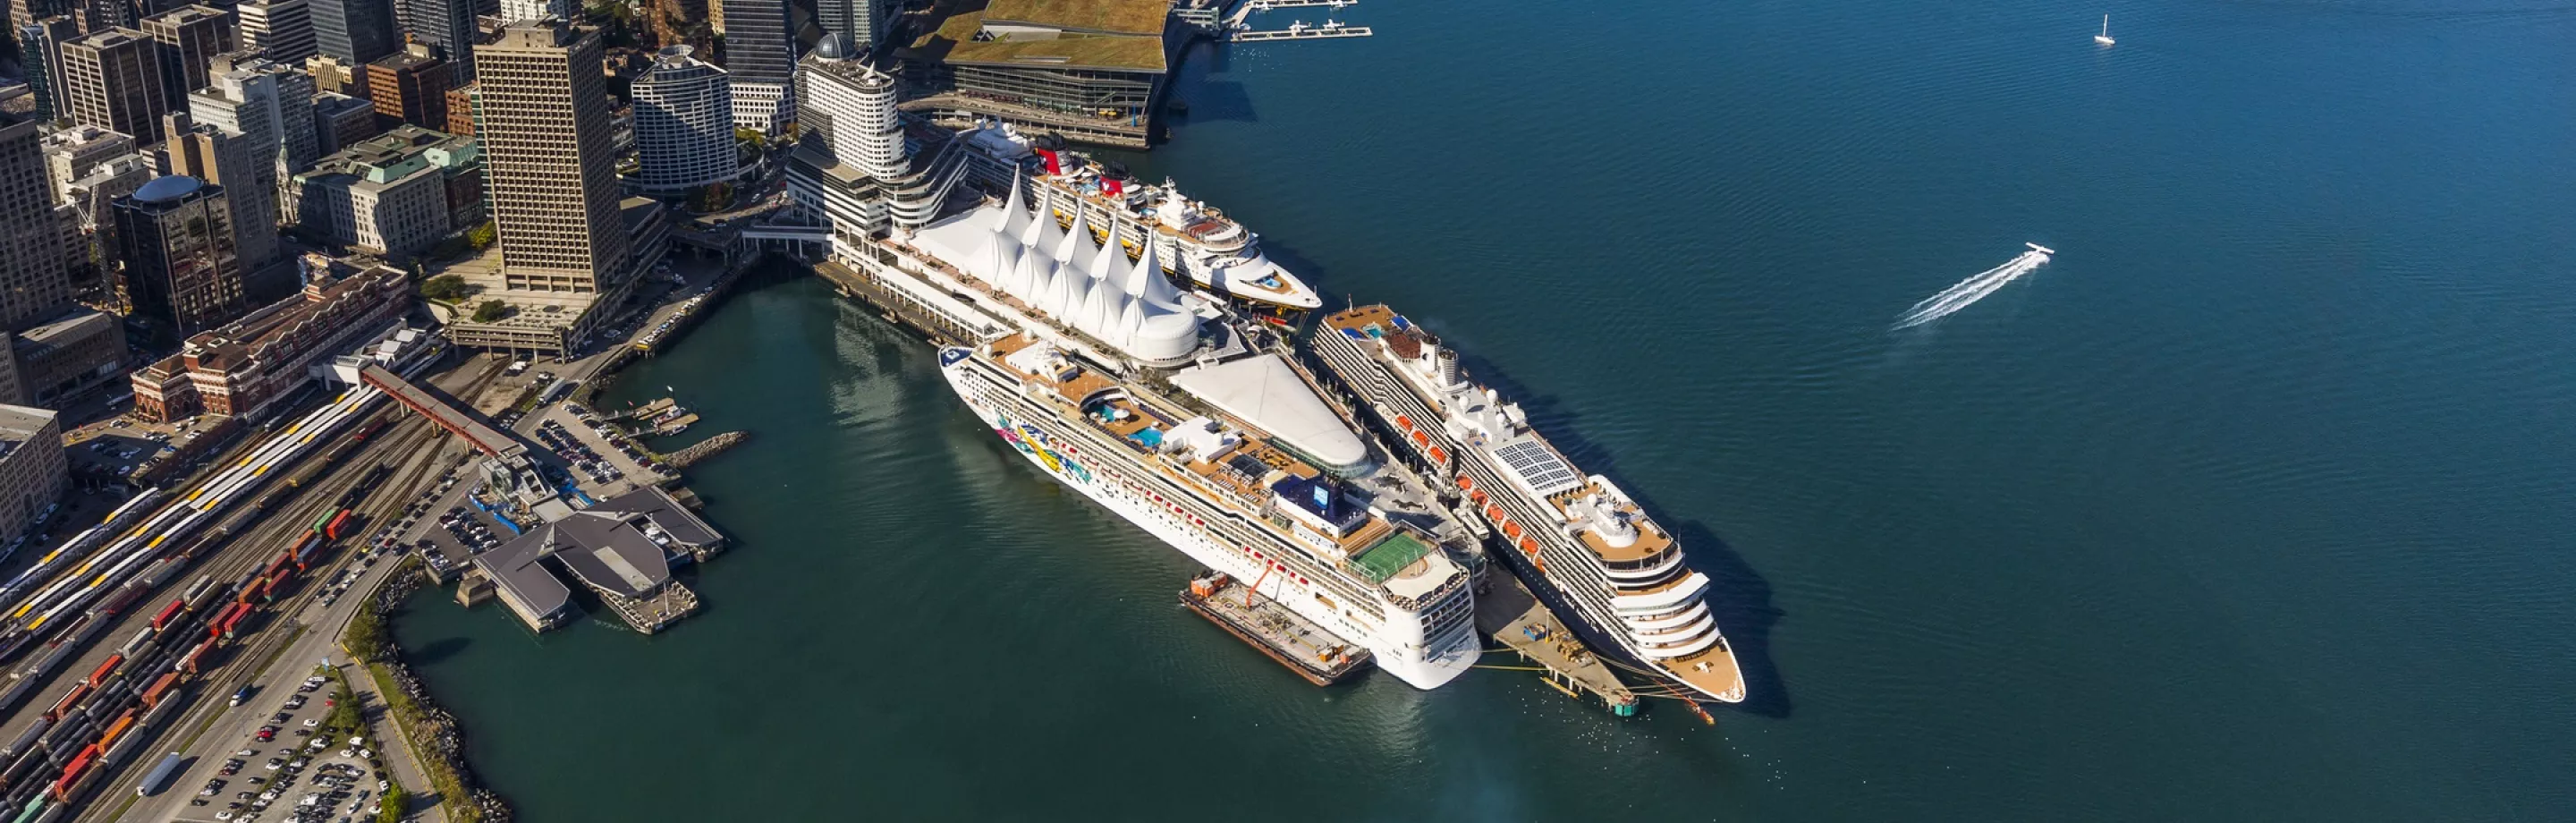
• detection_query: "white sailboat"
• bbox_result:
[2095,14,2116,46]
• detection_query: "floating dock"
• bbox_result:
[1180,573,1369,685]
[1474,572,1638,715]
[1231,24,1373,41]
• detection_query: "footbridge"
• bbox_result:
[358,363,528,462]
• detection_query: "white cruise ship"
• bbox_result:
[857,183,1479,689]
[955,121,1325,312]
[1311,306,1747,703]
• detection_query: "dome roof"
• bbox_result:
[813,34,855,61]
[134,175,203,204]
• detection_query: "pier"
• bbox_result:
[1180,573,1370,685]
[1474,573,1638,715]
[1224,0,1355,26]
[1231,22,1373,41]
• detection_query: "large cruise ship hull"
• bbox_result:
[938,354,1477,691]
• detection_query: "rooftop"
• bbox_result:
[0,404,55,445]
[908,0,1169,72]
[981,0,1173,36]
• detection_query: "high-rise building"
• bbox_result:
[310,90,377,153]
[304,52,367,98]
[0,115,75,333]
[112,174,246,337]
[495,0,564,21]
[237,0,318,64]
[364,42,448,130]
[286,124,466,256]
[815,0,888,55]
[61,28,173,142]
[631,46,734,196]
[7,0,80,38]
[309,0,394,64]
[901,0,1173,149]
[193,52,321,171]
[474,21,626,293]
[39,124,134,203]
[0,405,67,539]
[162,111,279,272]
[716,0,791,134]
[391,0,472,82]
[20,17,83,123]
[140,5,237,103]
[443,81,473,135]
[788,38,924,255]
[73,0,141,31]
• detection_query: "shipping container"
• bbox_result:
[43,683,86,721]
[82,657,119,689]
[311,511,337,534]
[323,510,354,540]
[47,745,96,802]
[115,628,153,658]
[217,609,250,641]
[175,639,213,675]
[92,712,132,750]
[137,673,178,708]
[147,601,183,632]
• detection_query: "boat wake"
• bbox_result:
[1893,244,2055,330]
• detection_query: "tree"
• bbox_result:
[376,784,409,823]
[734,127,766,150]
[464,222,496,250]
[471,301,507,323]
[418,275,470,302]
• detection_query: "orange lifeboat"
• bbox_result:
[1427,445,1449,464]
[1394,414,1414,431]
[1502,521,1523,539]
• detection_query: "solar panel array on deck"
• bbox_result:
[1494,440,1581,496]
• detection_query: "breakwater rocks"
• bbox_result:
[366,572,516,823]
[667,431,748,469]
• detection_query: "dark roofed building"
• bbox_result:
[470,486,720,633]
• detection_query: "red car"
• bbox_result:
[254,727,276,742]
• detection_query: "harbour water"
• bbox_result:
[391,0,2576,819]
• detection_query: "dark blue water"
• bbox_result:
[391,0,2576,819]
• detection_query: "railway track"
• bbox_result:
[0,357,505,820]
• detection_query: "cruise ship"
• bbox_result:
[955,121,1325,312]
[853,182,1479,689]
[1310,306,1747,702]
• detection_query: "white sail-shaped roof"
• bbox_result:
[1000,174,1030,238]
[1054,209,1089,265]
[906,201,1205,364]
[1170,354,1372,472]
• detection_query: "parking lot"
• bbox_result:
[530,403,673,499]
[173,667,395,823]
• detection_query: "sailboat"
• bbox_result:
[2095,14,2115,46]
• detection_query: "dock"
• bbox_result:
[1231,23,1372,41]
[1475,572,1639,715]
[1180,573,1370,685]
[1225,0,1354,25]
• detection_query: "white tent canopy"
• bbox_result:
[1171,353,1372,473]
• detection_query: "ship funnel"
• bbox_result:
[1436,348,1461,387]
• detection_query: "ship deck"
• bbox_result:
[1182,576,1371,685]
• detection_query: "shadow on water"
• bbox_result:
[405,636,473,666]
[1385,321,1795,717]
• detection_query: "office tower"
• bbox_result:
[7,0,80,38]
[161,111,278,271]
[474,21,625,293]
[140,5,236,102]
[194,52,320,170]
[285,124,467,256]
[716,0,790,134]
[814,0,882,55]
[111,174,245,336]
[392,0,472,81]
[0,115,74,332]
[40,124,134,202]
[60,28,172,142]
[310,90,376,153]
[630,46,733,196]
[364,41,447,129]
[442,81,472,135]
[19,17,82,123]
[309,0,393,64]
[495,0,562,21]
[236,0,317,64]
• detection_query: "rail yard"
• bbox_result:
[0,333,489,822]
